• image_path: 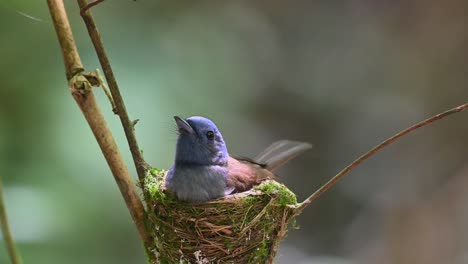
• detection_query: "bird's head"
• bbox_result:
[173,116,228,166]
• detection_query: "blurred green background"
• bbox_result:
[1,1,468,263]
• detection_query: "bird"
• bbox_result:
[165,116,312,203]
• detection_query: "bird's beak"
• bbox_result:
[174,116,194,134]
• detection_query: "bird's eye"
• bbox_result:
[206,131,215,140]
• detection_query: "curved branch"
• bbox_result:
[295,102,468,215]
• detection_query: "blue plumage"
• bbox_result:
[165,116,311,203]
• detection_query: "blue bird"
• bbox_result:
[165,116,312,203]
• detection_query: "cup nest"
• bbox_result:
[144,168,300,264]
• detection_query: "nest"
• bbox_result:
[144,169,300,264]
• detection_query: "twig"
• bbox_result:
[0,177,22,264]
[77,0,149,190]
[47,0,153,256]
[79,0,105,17]
[295,102,468,215]
[93,69,118,113]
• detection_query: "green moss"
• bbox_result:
[144,169,300,263]
[254,181,297,206]
[149,167,163,175]
[144,168,166,201]
[253,240,270,261]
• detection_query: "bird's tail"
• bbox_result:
[254,140,312,171]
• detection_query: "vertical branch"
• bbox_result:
[46,0,155,260]
[77,0,149,191]
[48,0,84,78]
[0,177,22,264]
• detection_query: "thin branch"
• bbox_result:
[0,177,22,264]
[295,102,468,215]
[47,0,152,254]
[77,0,150,191]
[79,0,105,17]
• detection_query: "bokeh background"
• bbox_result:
[1,1,468,263]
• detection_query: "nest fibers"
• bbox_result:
[144,168,301,264]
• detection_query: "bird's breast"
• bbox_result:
[166,165,228,202]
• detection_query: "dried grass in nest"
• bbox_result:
[144,168,300,264]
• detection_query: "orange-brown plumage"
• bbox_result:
[226,139,312,193]
[226,157,275,192]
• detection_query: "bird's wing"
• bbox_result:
[254,140,312,171]
[227,157,274,193]
[230,155,267,168]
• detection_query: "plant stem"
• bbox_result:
[47,0,153,256]
[79,0,105,17]
[75,4,155,259]
[0,177,22,264]
[77,0,150,190]
[295,103,468,215]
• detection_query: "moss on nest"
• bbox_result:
[144,168,300,264]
